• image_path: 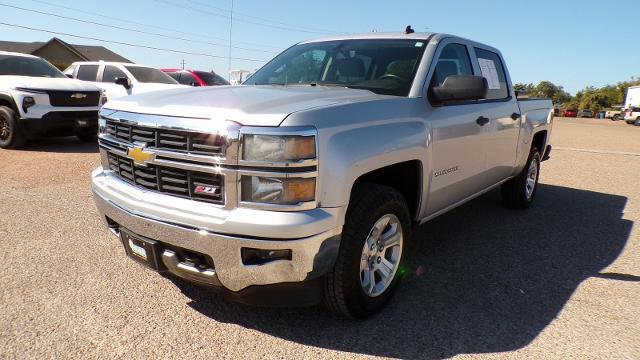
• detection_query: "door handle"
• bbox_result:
[476,116,490,126]
[511,112,521,120]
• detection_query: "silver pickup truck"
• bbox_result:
[92,32,553,318]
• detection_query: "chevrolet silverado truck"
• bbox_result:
[0,51,104,148]
[92,32,553,318]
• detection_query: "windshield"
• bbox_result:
[246,39,428,96]
[194,71,229,86]
[124,66,178,84]
[0,55,66,78]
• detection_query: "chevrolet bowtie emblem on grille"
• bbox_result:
[70,93,87,99]
[127,146,155,166]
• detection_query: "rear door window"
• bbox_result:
[76,65,99,81]
[473,48,509,100]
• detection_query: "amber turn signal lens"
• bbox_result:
[282,178,316,203]
[285,136,316,160]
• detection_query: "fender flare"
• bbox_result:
[0,92,19,114]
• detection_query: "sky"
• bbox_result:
[1,0,638,94]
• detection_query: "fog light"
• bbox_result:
[241,248,292,265]
[22,96,35,113]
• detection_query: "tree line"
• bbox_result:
[514,77,640,112]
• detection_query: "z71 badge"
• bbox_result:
[194,185,218,194]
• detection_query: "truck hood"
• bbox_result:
[103,85,382,126]
[0,75,101,92]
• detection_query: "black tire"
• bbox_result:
[0,106,26,149]
[75,127,98,142]
[323,183,411,318]
[501,146,541,209]
[612,114,620,121]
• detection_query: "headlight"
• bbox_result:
[241,176,315,205]
[22,96,36,113]
[243,134,316,162]
[98,117,107,134]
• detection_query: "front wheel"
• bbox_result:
[612,114,620,121]
[323,184,411,318]
[0,106,26,149]
[501,146,541,209]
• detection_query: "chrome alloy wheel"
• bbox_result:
[525,157,539,200]
[0,116,9,141]
[359,214,403,297]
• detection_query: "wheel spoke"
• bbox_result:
[382,225,401,249]
[377,258,394,279]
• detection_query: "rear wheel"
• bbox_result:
[612,114,620,121]
[323,184,411,318]
[501,146,541,209]
[0,106,25,149]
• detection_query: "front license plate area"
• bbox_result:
[120,230,166,271]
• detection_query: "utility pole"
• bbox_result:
[180,59,186,70]
[228,0,234,76]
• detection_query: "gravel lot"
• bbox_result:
[1,118,638,359]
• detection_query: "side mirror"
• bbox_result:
[430,75,488,104]
[115,76,132,89]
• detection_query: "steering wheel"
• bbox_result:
[378,74,406,82]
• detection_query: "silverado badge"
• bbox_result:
[127,146,155,166]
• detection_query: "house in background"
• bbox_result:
[0,37,132,69]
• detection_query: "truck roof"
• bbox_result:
[301,32,436,44]
[300,32,499,54]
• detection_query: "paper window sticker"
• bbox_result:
[478,58,501,90]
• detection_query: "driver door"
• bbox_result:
[424,41,492,215]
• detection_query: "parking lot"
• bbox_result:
[0,117,638,359]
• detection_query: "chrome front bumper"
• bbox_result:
[92,167,343,292]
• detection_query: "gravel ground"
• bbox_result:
[0,117,638,360]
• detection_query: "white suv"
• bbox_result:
[0,51,103,148]
[64,62,187,101]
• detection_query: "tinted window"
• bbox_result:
[474,48,509,99]
[63,64,76,77]
[246,39,428,96]
[101,65,127,83]
[194,71,229,85]
[165,72,180,81]
[430,43,473,87]
[0,55,66,78]
[178,71,199,86]
[76,65,99,81]
[124,66,177,84]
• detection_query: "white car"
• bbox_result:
[64,61,187,101]
[0,51,103,148]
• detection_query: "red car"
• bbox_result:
[563,109,577,117]
[161,69,229,87]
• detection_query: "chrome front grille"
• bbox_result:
[105,119,226,156]
[106,151,224,205]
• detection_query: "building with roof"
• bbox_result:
[0,37,132,69]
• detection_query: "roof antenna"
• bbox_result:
[405,25,415,34]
